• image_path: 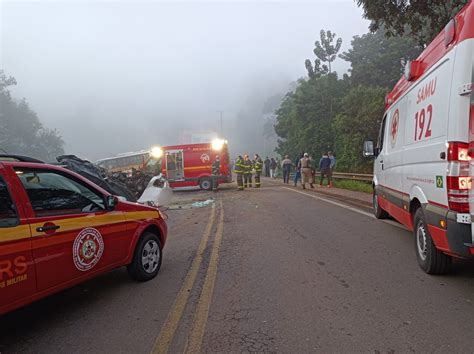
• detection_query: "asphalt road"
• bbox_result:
[2,182,474,353]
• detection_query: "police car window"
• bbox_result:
[0,177,18,228]
[15,169,105,217]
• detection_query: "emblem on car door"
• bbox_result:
[73,228,104,271]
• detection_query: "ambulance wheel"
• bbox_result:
[127,232,162,282]
[414,208,452,275]
[199,178,212,191]
[373,190,389,219]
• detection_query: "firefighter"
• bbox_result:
[235,155,244,191]
[211,155,220,191]
[253,154,263,188]
[243,154,253,188]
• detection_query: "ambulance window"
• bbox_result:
[15,169,106,217]
[378,114,388,151]
[0,177,19,228]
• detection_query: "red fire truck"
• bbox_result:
[157,139,232,190]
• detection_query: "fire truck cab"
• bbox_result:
[159,140,232,190]
[364,2,474,274]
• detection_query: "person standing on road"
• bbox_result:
[293,152,304,186]
[243,154,253,188]
[300,153,314,189]
[253,154,263,188]
[235,155,244,191]
[328,151,336,187]
[270,158,277,179]
[281,155,292,184]
[319,152,332,187]
[264,157,270,177]
[211,155,221,191]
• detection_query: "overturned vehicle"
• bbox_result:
[56,155,172,207]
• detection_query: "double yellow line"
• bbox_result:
[151,200,225,354]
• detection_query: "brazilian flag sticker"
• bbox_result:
[436,176,444,188]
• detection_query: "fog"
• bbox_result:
[1,0,369,161]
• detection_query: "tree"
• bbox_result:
[340,30,422,88]
[356,0,468,46]
[333,85,386,173]
[306,30,342,75]
[274,74,349,159]
[0,70,65,161]
[304,59,329,79]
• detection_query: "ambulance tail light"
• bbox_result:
[447,142,471,212]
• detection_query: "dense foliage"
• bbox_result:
[356,0,468,46]
[0,70,64,162]
[274,30,421,172]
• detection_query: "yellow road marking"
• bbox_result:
[185,200,224,354]
[151,205,216,354]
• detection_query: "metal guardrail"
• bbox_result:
[287,171,373,182]
[332,172,373,182]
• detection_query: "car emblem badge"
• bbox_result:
[73,228,104,271]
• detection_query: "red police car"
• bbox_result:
[0,155,167,315]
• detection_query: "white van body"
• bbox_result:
[369,4,474,274]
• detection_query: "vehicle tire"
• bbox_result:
[127,232,162,282]
[373,189,389,219]
[199,178,212,191]
[414,208,452,275]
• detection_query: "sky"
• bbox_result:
[0,0,369,160]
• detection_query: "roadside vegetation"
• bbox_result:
[273,1,468,174]
[0,71,64,162]
[332,180,372,194]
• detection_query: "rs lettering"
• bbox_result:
[0,256,28,281]
[14,256,28,275]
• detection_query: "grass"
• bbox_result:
[332,179,372,194]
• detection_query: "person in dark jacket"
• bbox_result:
[318,152,332,187]
[269,158,277,178]
[293,152,304,186]
[264,157,270,177]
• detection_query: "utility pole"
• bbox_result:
[217,110,224,136]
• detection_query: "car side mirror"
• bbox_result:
[106,195,119,210]
[363,140,376,158]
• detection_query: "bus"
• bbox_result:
[96,148,162,174]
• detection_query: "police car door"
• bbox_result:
[14,167,127,292]
[0,166,35,313]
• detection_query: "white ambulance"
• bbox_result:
[363,2,474,274]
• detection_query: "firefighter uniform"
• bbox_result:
[211,156,220,191]
[235,155,244,191]
[243,155,253,188]
[253,155,263,188]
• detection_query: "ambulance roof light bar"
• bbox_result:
[445,18,457,48]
